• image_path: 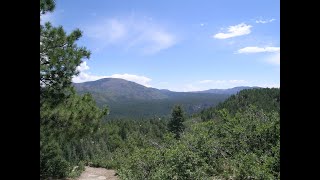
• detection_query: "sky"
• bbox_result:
[41,0,280,92]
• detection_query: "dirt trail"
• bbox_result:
[75,166,118,180]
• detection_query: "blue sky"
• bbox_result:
[41,0,280,91]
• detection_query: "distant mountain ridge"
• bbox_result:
[74,78,168,102]
[73,78,260,119]
[194,86,261,94]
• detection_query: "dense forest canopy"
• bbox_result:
[116,88,280,179]
[73,78,242,119]
[199,88,280,121]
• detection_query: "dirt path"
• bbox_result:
[75,166,118,180]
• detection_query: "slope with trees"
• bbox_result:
[74,78,238,119]
[117,88,280,179]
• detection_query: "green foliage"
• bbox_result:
[39,2,279,179]
[56,118,169,171]
[117,89,280,179]
[168,105,186,139]
[40,92,108,179]
[40,92,108,141]
[118,144,211,180]
[40,0,107,178]
[40,17,90,105]
[40,135,70,179]
[40,0,55,14]
[74,78,230,119]
[199,88,280,121]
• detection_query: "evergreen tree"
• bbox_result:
[168,105,185,139]
[40,0,90,105]
[40,0,107,178]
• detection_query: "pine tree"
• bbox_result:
[168,105,185,139]
[40,0,107,178]
[40,0,90,105]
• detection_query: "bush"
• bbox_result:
[40,139,70,179]
[117,105,280,180]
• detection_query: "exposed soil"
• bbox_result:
[75,166,118,180]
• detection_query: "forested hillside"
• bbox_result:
[74,78,258,119]
[114,88,280,179]
[198,88,280,121]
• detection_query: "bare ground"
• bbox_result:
[75,166,118,180]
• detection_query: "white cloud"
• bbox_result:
[215,80,227,83]
[229,80,247,83]
[213,23,252,39]
[84,16,177,54]
[73,72,108,83]
[86,19,127,43]
[76,61,90,71]
[199,80,247,84]
[236,46,280,66]
[199,80,213,84]
[73,61,152,86]
[237,46,280,54]
[255,18,276,24]
[143,30,176,54]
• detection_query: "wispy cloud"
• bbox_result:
[86,19,127,43]
[255,18,276,24]
[76,61,90,71]
[84,15,177,54]
[199,79,247,84]
[237,46,280,66]
[237,46,280,54]
[72,72,107,83]
[199,80,213,84]
[213,23,252,39]
[229,80,247,83]
[73,61,152,86]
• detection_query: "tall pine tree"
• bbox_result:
[40,0,108,178]
[168,105,185,139]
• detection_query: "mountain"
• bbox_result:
[74,78,168,102]
[198,87,280,121]
[73,78,259,119]
[194,86,261,94]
